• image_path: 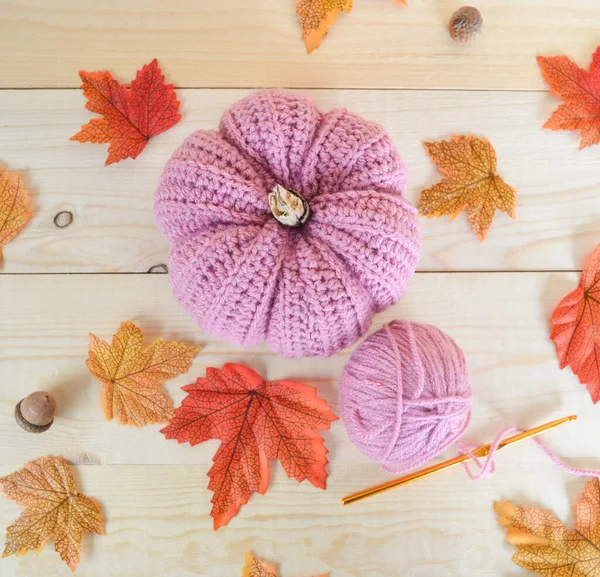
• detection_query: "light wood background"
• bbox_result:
[1,1,599,576]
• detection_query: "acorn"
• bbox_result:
[449,6,483,43]
[15,391,56,433]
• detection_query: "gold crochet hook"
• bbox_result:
[342,414,577,506]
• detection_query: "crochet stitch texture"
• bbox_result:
[155,90,420,358]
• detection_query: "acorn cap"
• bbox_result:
[15,392,56,433]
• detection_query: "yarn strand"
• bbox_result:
[458,427,600,481]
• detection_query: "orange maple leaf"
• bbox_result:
[86,321,201,427]
[71,59,181,165]
[296,0,352,53]
[418,135,517,242]
[161,364,338,529]
[242,552,326,577]
[550,244,600,403]
[0,165,32,263]
[0,457,104,572]
[537,47,600,149]
[496,477,600,576]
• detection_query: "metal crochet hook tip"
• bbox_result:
[342,414,577,506]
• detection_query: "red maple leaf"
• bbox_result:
[551,244,600,402]
[161,363,338,529]
[537,47,600,149]
[71,59,181,165]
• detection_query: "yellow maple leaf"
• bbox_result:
[0,457,104,572]
[418,135,517,242]
[86,321,201,427]
[496,477,600,576]
[242,552,326,577]
[0,165,32,263]
[296,0,352,53]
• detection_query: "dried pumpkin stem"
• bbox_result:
[269,184,310,227]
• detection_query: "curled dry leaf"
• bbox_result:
[86,321,201,427]
[296,0,352,53]
[538,46,600,149]
[551,243,600,403]
[161,364,337,529]
[0,457,104,572]
[296,0,406,53]
[71,59,181,165]
[496,477,600,576]
[418,135,516,242]
[0,165,32,264]
[242,552,326,577]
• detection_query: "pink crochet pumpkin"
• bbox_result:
[155,90,420,358]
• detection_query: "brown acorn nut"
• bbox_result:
[15,391,56,433]
[449,6,483,43]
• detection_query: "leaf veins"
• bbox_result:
[161,363,338,529]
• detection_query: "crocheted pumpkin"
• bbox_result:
[155,90,420,358]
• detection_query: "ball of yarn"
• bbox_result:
[339,320,471,471]
[155,89,420,358]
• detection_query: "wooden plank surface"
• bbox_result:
[0,461,589,577]
[1,88,599,274]
[0,272,597,576]
[1,0,599,90]
[3,1,600,576]
[0,272,592,467]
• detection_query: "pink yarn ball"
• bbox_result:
[340,320,471,471]
[155,90,420,358]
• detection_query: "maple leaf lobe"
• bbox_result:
[71,59,181,165]
[0,167,32,263]
[0,457,104,572]
[418,135,516,242]
[537,46,600,149]
[551,244,600,403]
[296,0,353,53]
[86,321,201,427]
[161,363,337,529]
[496,478,600,576]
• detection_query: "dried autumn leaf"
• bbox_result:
[87,321,201,427]
[550,244,600,403]
[0,457,104,572]
[495,477,600,576]
[242,552,326,577]
[71,59,181,165]
[537,47,600,149]
[161,363,338,529]
[296,0,352,53]
[0,166,32,263]
[418,135,517,242]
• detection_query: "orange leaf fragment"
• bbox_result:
[537,47,600,149]
[161,364,338,529]
[393,0,408,5]
[242,552,326,577]
[551,243,600,403]
[418,135,517,242]
[495,477,600,576]
[296,0,352,53]
[0,457,104,572]
[0,165,32,263]
[86,321,201,427]
[71,59,181,165]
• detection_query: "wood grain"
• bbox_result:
[0,272,597,576]
[1,0,599,90]
[1,88,599,274]
[0,272,595,468]
[0,461,590,577]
